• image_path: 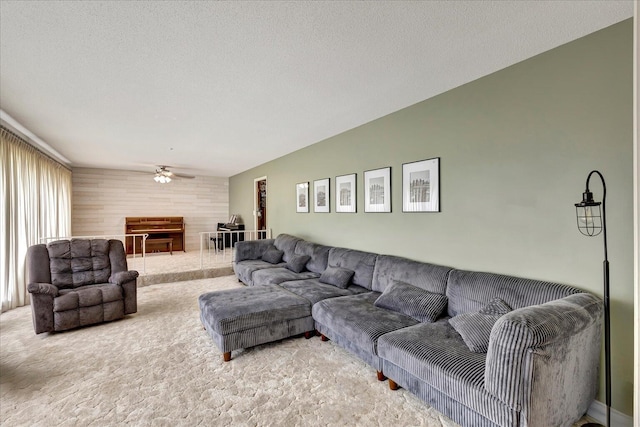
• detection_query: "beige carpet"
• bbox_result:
[1,276,595,426]
[1,276,459,427]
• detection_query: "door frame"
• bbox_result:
[253,176,267,232]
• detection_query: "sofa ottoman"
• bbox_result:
[199,285,314,361]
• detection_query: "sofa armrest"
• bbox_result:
[27,282,59,296]
[485,293,602,414]
[235,239,275,262]
[109,270,139,285]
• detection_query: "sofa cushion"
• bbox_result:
[319,266,355,289]
[374,280,448,323]
[313,292,419,357]
[235,239,275,262]
[262,247,284,264]
[251,267,319,287]
[445,269,583,317]
[371,255,452,294]
[377,321,504,424]
[293,241,331,274]
[280,279,369,305]
[54,284,124,312]
[449,298,512,353]
[233,259,285,286]
[47,239,111,289]
[286,255,311,273]
[327,247,378,290]
[274,234,302,263]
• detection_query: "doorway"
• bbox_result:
[254,176,267,238]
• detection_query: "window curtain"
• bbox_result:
[0,127,72,312]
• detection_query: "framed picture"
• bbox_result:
[335,173,356,213]
[314,178,330,213]
[296,182,309,213]
[364,167,391,213]
[402,157,440,212]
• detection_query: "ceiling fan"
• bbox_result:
[153,166,195,183]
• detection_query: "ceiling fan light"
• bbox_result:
[154,173,171,184]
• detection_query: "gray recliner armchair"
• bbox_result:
[27,238,138,334]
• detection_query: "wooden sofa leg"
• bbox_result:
[304,331,313,339]
[320,334,329,342]
[377,371,386,381]
[223,352,232,362]
[388,379,399,390]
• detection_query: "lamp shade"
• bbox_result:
[575,190,602,236]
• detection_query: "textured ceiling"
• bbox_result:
[0,1,633,177]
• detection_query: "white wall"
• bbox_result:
[72,167,228,251]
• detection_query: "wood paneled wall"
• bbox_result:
[72,168,229,251]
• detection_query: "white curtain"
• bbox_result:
[1,128,72,312]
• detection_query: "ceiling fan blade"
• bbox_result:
[172,172,195,179]
[152,166,195,179]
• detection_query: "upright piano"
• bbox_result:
[125,217,185,254]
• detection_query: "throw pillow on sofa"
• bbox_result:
[374,280,448,323]
[448,298,512,353]
[286,255,311,273]
[262,247,284,264]
[319,266,355,289]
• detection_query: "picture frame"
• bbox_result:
[335,173,356,213]
[296,182,309,213]
[364,167,391,213]
[402,157,440,212]
[313,178,330,213]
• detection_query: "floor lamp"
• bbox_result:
[574,170,610,427]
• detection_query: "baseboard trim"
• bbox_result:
[587,400,633,427]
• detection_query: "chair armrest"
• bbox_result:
[235,239,275,262]
[28,283,58,333]
[485,292,602,411]
[109,270,139,285]
[27,282,59,296]
[110,271,138,315]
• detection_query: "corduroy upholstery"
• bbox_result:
[27,239,138,334]
[233,234,302,285]
[280,279,369,305]
[319,266,355,289]
[250,241,331,286]
[449,298,512,353]
[371,254,452,294]
[374,280,448,323]
[381,271,602,427]
[198,284,313,355]
[445,269,583,317]
[221,234,603,427]
[326,247,378,289]
[313,292,420,371]
[314,256,452,371]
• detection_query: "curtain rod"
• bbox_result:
[1,126,73,172]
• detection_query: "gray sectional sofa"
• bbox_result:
[219,233,603,427]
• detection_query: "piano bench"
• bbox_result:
[147,238,173,255]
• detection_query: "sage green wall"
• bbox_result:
[230,20,634,416]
